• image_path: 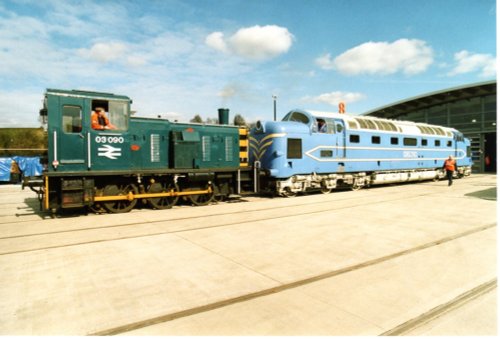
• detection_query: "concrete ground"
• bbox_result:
[0,174,496,335]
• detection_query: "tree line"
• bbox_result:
[0,128,47,156]
[190,113,248,127]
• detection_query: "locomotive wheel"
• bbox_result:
[212,184,225,202]
[102,183,138,213]
[282,187,297,197]
[321,187,332,194]
[88,203,107,214]
[351,182,363,191]
[188,183,215,206]
[147,182,179,209]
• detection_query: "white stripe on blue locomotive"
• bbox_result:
[305,145,467,162]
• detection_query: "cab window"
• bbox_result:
[283,112,310,124]
[108,101,128,130]
[91,100,129,131]
[315,117,335,134]
[62,105,82,133]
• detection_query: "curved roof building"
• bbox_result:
[364,80,496,173]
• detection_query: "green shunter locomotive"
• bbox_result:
[30,89,253,214]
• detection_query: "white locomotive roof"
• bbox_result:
[306,109,455,137]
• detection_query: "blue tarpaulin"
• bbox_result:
[0,158,12,181]
[13,156,43,177]
[0,157,42,181]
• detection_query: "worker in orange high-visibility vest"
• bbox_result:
[91,107,116,130]
[442,155,457,186]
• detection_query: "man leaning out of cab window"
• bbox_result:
[91,107,116,130]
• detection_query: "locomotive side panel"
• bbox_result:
[168,123,240,170]
[128,118,171,170]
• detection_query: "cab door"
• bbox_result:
[88,100,131,171]
[54,96,87,172]
[334,119,346,158]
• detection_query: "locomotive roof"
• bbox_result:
[46,88,131,102]
[299,109,457,138]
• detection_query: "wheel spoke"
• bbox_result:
[147,182,179,209]
[188,183,215,206]
[102,184,138,213]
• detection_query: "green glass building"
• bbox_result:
[364,80,496,173]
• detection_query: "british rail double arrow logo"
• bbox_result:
[97,144,122,159]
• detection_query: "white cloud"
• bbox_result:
[215,82,259,108]
[78,42,127,63]
[448,50,496,77]
[205,32,228,53]
[77,31,196,68]
[316,39,434,76]
[218,84,237,98]
[302,91,366,106]
[229,25,294,60]
[206,25,294,61]
[315,53,336,70]
[0,1,265,127]
[126,55,147,67]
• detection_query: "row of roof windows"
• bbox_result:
[286,111,454,138]
[416,125,451,137]
[350,117,400,132]
[347,117,452,137]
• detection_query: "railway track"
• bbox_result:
[0,174,496,335]
[0,177,490,255]
[0,189,440,255]
[0,174,492,231]
[382,278,497,335]
[91,224,495,335]
[0,173,492,220]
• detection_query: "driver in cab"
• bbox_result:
[91,107,116,130]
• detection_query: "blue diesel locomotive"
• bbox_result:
[250,109,472,196]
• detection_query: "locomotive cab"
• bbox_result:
[31,89,134,212]
[43,89,132,173]
[251,109,348,180]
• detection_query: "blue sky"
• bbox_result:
[0,0,496,127]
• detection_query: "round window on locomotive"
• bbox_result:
[256,120,264,132]
[336,124,344,133]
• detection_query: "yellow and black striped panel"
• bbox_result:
[239,128,249,167]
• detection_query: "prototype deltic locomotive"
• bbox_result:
[250,109,472,196]
[27,89,472,214]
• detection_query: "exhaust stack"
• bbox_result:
[218,108,229,125]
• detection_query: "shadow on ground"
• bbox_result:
[465,188,497,201]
